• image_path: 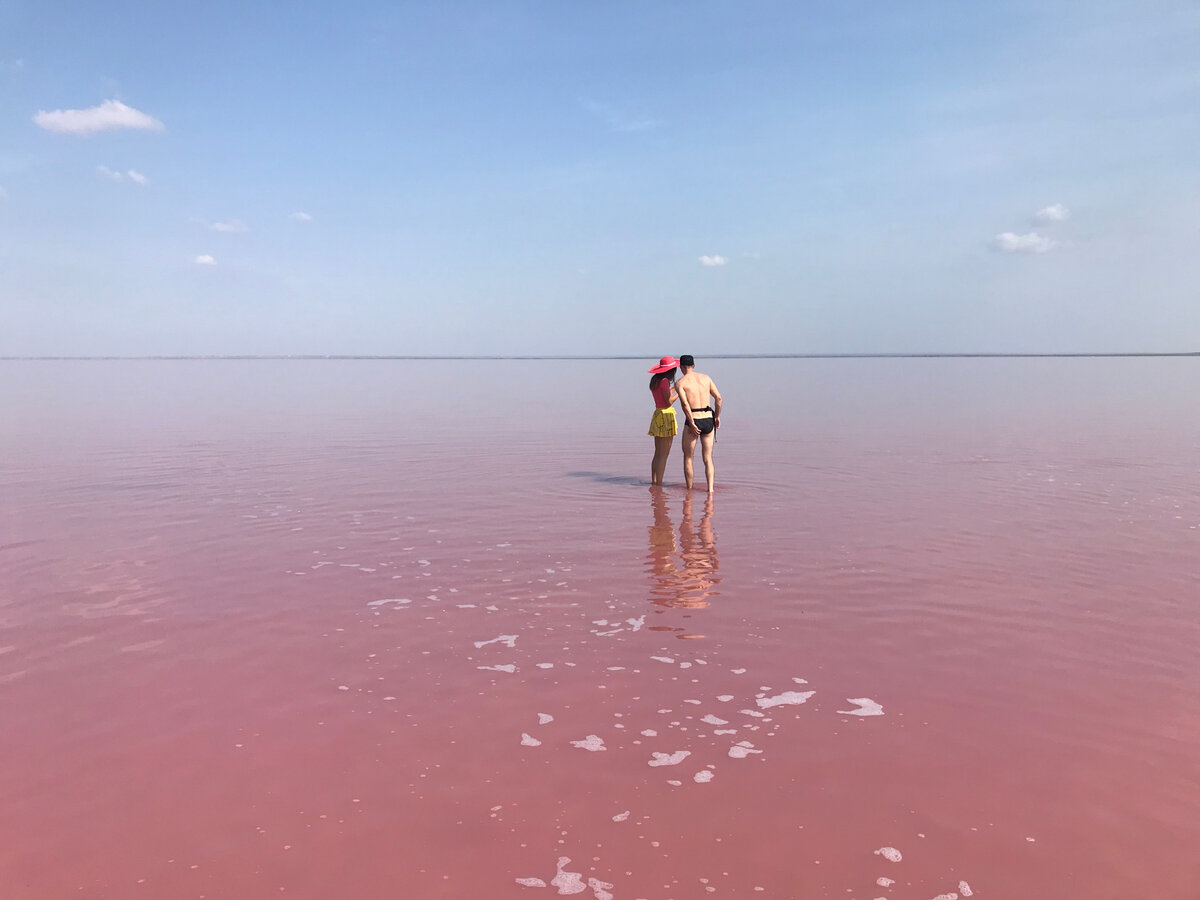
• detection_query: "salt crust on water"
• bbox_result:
[837,697,884,716]
[648,750,691,767]
[694,770,715,783]
[701,714,729,725]
[570,735,606,751]
[717,694,734,702]
[650,656,675,664]
[515,877,546,887]
[551,857,585,894]
[959,881,973,896]
[537,713,554,725]
[612,810,630,822]
[474,634,517,649]
[876,877,895,887]
[520,733,542,747]
[477,664,516,673]
[756,690,816,709]
[728,741,762,759]
[875,847,903,862]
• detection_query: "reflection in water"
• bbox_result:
[646,488,720,624]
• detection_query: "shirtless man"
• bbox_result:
[674,355,723,493]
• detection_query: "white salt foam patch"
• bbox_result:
[588,877,614,900]
[538,713,554,725]
[717,694,734,702]
[536,663,554,669]
[731,668,747,674]
[714,729,738,735]
[367,598,409,607]
[612,810,630,822]
[792,677,808,684]
[875,847,902,862]
[684,699,702,705]
[474,634,517,649]
[739,709,766,718]
[650,656,675,664]
[728,741,763,759]
[679,662,692,668]
[756,690,816,709]
[570,735,607,751]
[478,664,516,673]
[693,770,714,783]
[515,877,546,887]
[958,881,973,896]
[551,857,587,894]
[930,894,958,900]
[641,729,657,737]
[876,877,895,887]
[838,697,884,716]
[667,779,682,786]
[701,714,729,725]
[648,750,691,767]
[626,616,645,631]
[521,733,542,747]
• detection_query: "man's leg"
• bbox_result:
[681,428,697,490]
[700,430,716,493]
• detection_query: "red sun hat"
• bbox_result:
[648,356,680,373]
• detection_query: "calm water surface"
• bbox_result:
[1,359,1198,899]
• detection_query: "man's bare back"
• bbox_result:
[675,371,719,417]
[674,356,723,493]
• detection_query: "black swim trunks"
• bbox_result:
[690,407,716,435]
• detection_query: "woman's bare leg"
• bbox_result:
[652,436,673,485]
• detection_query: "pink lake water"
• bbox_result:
[1,358,1198,900]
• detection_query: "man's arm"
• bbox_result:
[678,379,700,435]
[709,378,723,429]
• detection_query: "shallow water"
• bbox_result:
[1,359,1198,899]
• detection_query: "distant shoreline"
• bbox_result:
[1,353,1197,361]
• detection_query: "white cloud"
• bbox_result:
[992,232,1056,254]
[34,99,164,135]
[194,254,216,266]
[97,165,149,185]
[290,211,313,222]
[211,219,248,233]
[699,255,728,267]
[1034,203,1070,223]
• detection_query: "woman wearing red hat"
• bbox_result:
[647,356,680,486]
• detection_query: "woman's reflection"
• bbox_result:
[646,488,720,617]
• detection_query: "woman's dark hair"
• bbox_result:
[649,369,676,389]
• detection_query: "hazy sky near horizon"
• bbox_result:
[1,0,1198,356]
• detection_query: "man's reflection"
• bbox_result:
[646,488,720,616]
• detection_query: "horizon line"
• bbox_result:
[2,352,1198,361]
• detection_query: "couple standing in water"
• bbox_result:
[647,355,723,492]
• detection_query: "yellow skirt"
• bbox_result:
[648,407,678,438]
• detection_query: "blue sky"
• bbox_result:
[1,0,1197,355]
